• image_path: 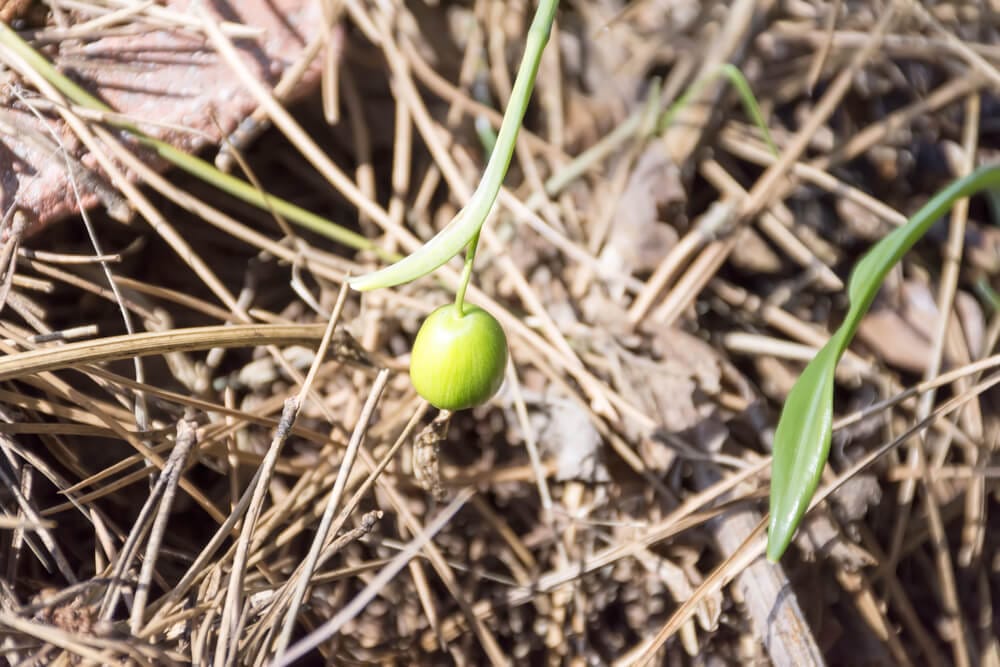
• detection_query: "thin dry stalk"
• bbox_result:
[214,288,347,665]
[272,368,390,656]
[274,487,476,666]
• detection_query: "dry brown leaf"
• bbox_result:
[532,397,608,482]
[609,328,722,442]
[649,326,723,397]
[728,227,782,274]
[603,143,683,275]
[3,0,325,235]
[857,280,938,373]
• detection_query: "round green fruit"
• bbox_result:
[409,303,508,410]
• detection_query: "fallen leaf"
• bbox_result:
[3,0,326,235]
[604,143,683,275]
[533,397,608,482]
[857,280,938,373]
[728,227,782,274]
[609,327,722,441]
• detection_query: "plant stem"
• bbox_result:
[348,0,560,291]
[454,230,481,315]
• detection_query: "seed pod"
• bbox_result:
[409,303,508,410]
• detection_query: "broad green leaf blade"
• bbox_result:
[767,342,836,561]
[767,164,1000,561]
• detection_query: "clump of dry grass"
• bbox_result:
[0,1,999,665]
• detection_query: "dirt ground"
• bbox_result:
[0,1,999,665]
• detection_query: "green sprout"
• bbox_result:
[767,164,1000,561]
[657,63,776,153]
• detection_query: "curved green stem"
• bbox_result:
[348,0,559,292]
[454,230,481,315]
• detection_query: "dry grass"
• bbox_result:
[0,1,999,665]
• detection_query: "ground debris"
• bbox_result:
[2,1,996,664]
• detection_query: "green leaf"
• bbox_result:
[767,164,1000,562]
[658,63,778,157]
[767,339,837,560]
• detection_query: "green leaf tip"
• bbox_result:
[657,63,778,158]
[766,163,1000,561]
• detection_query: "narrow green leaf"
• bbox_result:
[766,339,838,561]
[658,63,779,157]
[975,278,1000,314]
[767,164,1000,562]
[719,63,778,157]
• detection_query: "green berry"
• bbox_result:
[409,303,508,410]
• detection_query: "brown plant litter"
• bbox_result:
[1,1,1000,665]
